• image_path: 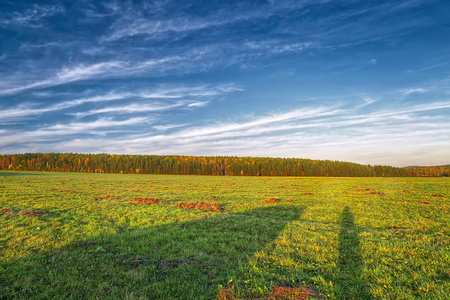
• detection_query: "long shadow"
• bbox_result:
[0,171,49,177]
[337,206,373,299]
[1,205,305,299]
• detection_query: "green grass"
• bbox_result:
[0,171,449,299]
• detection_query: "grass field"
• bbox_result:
[0,171,449,299]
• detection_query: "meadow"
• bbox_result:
[0,171,448,299]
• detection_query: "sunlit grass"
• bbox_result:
[0,172,448,299]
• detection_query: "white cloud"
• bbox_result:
[2,5,64,28]
[362,97,376,105]
[401,87,427,95]
[187,101,209,107]
[71,102,186,118]
[0,83,242,121]
[3,100,449,166]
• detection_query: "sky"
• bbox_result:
[0,0,449,167]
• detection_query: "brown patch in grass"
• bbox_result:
[21,184,31,187]
[368,191,385,195]
[421,201,430,204]
[157,258,191,271]
[402,190,410,193]
[278,185,288,188]
[302,192,314,195]
[18,210,45,217]
[340,191,349,194]
[285,199,293,202]
[129,197,164,204]
[175,201,224,212]
[59,190,78,193]
[92,195,117,201]
[431,194,444,197]
[262,198,280,203]
[268,286,316,300]
[1,207,12,214]
[205,196,219,199]
[354,188,372,192]
[219,286,318,300]
[389,228,412,233]
[218,289,235,300]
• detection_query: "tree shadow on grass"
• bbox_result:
[336,206,373,299]
[1,205,305,299]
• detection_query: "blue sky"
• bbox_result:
[1,0,449,167]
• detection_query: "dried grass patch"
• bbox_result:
[1,207,12,214]
[219,286,317,300]
[92,195,117,200]
[353,189,385,195]
[175,201,224,212]
[157,258,191,271]
[388,228,412,233]
[268,286,316,300]
[368,191,385,195]
[129,197,164,204]
[262,198,280,203]
[18,210,45,217]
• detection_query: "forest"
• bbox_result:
[1,153,446,177]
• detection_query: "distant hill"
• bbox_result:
[0,153,411,177]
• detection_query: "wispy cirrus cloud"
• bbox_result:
[2,100,448,166]
[401,87,427,95]
[1,4,64,28]
[0,49,221,96]
[70,102,186,118]
[0,84,241,121]
[0,93,126,121]
[0,116,149,149]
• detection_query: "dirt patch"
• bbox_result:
[18,210,45,217]
[175,201,224,212]
[218,289,235,300]
[388,228,412,233]
[92,195,117,200]
[59,190,78,193]
[1,207,12,214]
[262,198,280,203]
[268,286,316,300]
[129,197,164,204]
[219,286,318,300]
[368,191,385,195]
[157,258,191,271]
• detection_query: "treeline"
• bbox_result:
[404,166,449,177]
[0,153,416,177]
